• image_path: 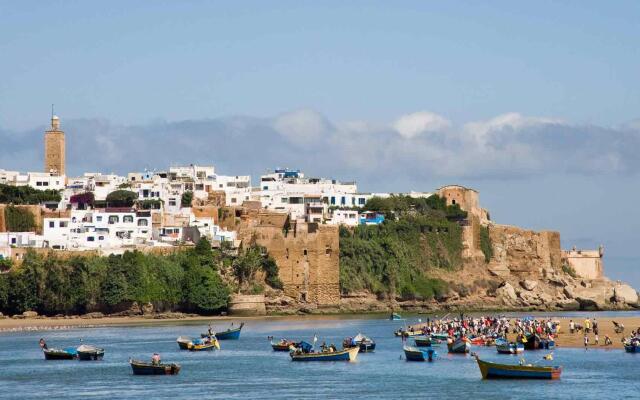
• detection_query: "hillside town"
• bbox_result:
[1,114,636,314]
[0,114,431,256]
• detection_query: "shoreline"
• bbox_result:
[1,313,638,349]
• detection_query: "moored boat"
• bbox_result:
[343,333,376,352]
[447,337,471,354]
[129,359,181,375]
[43,347,78,360]
[495,339,524,354]
[76,344,104,361]
[271,339,298,352]
[390,313,404,321]
[414,336,433,347]
[475,356,561,380]
[394,328,423,337]
[188,336,220,351]
[624,342,640,353]
[202,322,244,340]
[430,333,449,341]
[176,336,193,350]
[520,333,541,350]
[290,346,359,362]
[403,345,436,362]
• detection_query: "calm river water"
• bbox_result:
[0,314,638,399]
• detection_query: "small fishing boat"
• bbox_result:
[188,337,220,351]
[624,342,640,353]
[495,339,524,354]
[390,313,404,321]
[271,339,298,352]
[520,333,541,350]
[403,345,436,362]
[290,346,359,362]
[475,356,562,380]
[430,333,449,341]
[538,338,555,350]
[394,328,423,337]
[202,322,244,340]
[343,333,376,352]
[176,336,193,350]
[43,347,78,360]
[76,345,105,361]
[129,359,181,375]
[414,336,433,347]
[447,337,471,354]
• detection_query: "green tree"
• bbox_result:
[4,206,36,232]
[181,191,193,207]
[232,246,263,292]
[105,190,138,207]
[182,257,229,313]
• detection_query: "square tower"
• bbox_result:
[44,115,65,176]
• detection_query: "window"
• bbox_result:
[169,200,176,206]
[330,196,336,205]
[303,249,307,256]
[452,199,456,205]
[59,221,68,227]
[96,216,102,222]
[263,186,268,190]
[341,196,346,205]
[108,216,119,224]
[36,182,42,186]
[137,219,148,226]
[123,215,134,223]
[87,236,95,242]
[359,198,365,205]
[43,182,49,186]
[11,238,16,244]
[49,221,55,228]
[231,198,236,203]
[98,236,104,241]
[281,197,289,203]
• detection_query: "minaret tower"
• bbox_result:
[44,106,66,176]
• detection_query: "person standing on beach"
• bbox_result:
[584,318,591,334]
[569,320,575,334]
[584,334,589,349]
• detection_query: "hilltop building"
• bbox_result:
[44,114,65,176]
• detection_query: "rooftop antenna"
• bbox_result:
[51,104,55,118]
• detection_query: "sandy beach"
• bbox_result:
[0,314,638,349]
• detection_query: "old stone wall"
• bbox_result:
[237,212,340,306]
[486,224,562,278]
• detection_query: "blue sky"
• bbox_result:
[1,1,639,286]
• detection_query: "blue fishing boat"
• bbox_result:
[43,347,78,360]
[202,322,244,340]
[475,356,562,380]
[624,342,640,353]
[403,345,436,362]
[538,338,555,350]
[390,313,404,321]
[495,338,524,354]
[290,344,359,362]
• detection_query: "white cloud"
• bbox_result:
[392,111,451,139]
[463,112,563,144]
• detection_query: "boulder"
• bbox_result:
[520,280,538,291]
[563,286,575,299]
[519,291,541,306]
[142,302,154,315]
[128,302,142,315]
[556,299,580,310]
[612,284,638,306]
[22,311,38,318]
[495,282,517,304]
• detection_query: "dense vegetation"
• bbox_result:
[4,206,36,232]
[0,238,281,316]
[479,225,493,263]
[105,190,138,207]
[339,195,465,301]
[0,183,61,204]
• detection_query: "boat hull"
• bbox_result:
[176,337,192,350]
[476,358,561,380]
[77,349,104,361]
[43,348,77,360]
[272,342,295,352]
[448,339,471,354]
[404,346,435,362]
[625,344,640,353]
[290,347,359,362]
[130,360,181,375]
[495,340,524,354]
[202,323,244,340]
[414,336,432,347]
